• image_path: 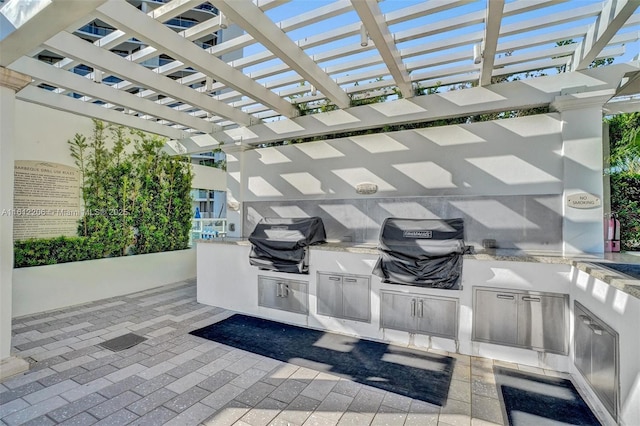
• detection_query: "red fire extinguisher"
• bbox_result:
[604,214,621,252]
[613,213,621,252]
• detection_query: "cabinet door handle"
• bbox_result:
[344,278,357,283]
[588,324,603,335]
[284,284,289,297]
[329,276,340,281]
[579,314,592,325]
[411,299,416,316]
[418,300,424,317]
[497,294,515,300]
[276,283,282,297]
[522,296,541,302]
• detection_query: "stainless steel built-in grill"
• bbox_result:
[372,218,467,289]
[248,217,326,274]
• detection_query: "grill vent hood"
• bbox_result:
[248,217,326,274]
[373,218,467,289]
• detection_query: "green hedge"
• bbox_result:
[611,174,640,251]
[14,120,193,268]
[14,236,101,268]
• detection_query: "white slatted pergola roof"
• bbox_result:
[1,0,639,153]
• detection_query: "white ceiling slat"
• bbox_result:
[9,56,216,134]
[479,0,505,86]
[95,0,297,119]
[351,0,412,98]
[17,85,187,140]
[277,0,353,32]
[492,57,575,78]
[383,1,472,25]
[0,0,107,67]
[499,3,603,38]
[211,0,351,109]
[570,0,640,71]
[42,31,255,127]
[493,43,581,69]
[396,10,485,43]
[491,46,625,78]
[502,0,570,17]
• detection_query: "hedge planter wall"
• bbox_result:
[607,112,640,251]
[13,249,196,317]
[15,121,193,267]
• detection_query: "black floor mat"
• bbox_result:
[494,366,601,426]
[99,333,147,352]
[190,314,454,406]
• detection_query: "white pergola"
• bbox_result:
[1,0,639,153]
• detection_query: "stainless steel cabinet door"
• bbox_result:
[517,294,567,354]
[380,292,416,333]
[574,301,618,421]
[317,274,343,317]
[258,276,308,314]
[574,310,593,380]
[341,275,370,322]
[381,291,458,338]
[473,290,518,345]
[591,326,617,416]
[415,296,458,339]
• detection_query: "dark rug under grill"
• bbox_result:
[494,366,601,425]
[190,314,454,406]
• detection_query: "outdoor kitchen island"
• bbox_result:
[196,238,640,425]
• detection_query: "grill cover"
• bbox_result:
[248,217,326,274]
[372,218,466,289]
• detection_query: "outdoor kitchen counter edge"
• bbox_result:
[196,239,640,298]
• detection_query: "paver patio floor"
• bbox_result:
[1,280,579,425]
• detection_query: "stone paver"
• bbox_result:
[47,393,107,423]
[1,280,601,426]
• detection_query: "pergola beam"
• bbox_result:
[211,0,351,109]
[9,56,216,134]
[351,0,413,98]
[200,63,638,151]
[0,0,107,67]
[17,86,187,140]
[479,0,505,86]
[96,0,297,119]
[570,0,640,71]
[42,31,255,126]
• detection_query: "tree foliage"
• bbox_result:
[16,120,195,267]
[607,112,640,250]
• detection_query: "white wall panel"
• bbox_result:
[242,113,564,201]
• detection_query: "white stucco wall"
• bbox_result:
[13,248,196,317]
[14,101,95,166]
[241,114,564,201]
[14,101,216,187]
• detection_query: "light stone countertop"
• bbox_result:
[197,239,640,298]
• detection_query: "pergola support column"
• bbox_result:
[221,143,252,239]
[0,67,31,380]
[552,91,614,254]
